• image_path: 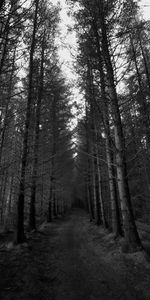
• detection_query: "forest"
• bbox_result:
[0,0,150,299]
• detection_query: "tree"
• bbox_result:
[16,0,40,243]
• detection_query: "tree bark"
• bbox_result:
[29,31,45,231]
[16,0,39,244]
[86,181,93,221]
[105,132,123,236]
[96,140,108,227]
[91,152,98,223]
[85,104,94,221]
[47,95,57,221]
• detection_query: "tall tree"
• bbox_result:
[16,0,40,243]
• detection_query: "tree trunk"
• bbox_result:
[91,153,98,223]
[85,104,94,221]
[47,92,57,220]
[0,48,16,161]
[29,30,45,231]
[105,133,123,236]
[86,59,101,225]
[86,181,93,221]
[96,141,108,227]
[7,175,14,216]
[16,0,39,244]
[53,194,58,217]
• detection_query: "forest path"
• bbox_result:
[0,209,150,300]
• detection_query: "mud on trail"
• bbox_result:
[0,209,150,300]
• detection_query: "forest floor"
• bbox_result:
[0,209,150,300]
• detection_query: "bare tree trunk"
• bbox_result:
[48,122,57,221]
[16,0,39,244]
[96,140,108,227]
[0,48,16,225]
[105,133,123,236]
[86,181,93,221]
[53,193,57,217]
[0,48,16,161]
[7,175,14,216]
[91,153,98,223]
[86,58,102,225]
[85,104,94,221]
[29,31,45,231]
[0,170,7,224]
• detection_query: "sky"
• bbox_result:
[141,0,150,19]
[53,0,77,81]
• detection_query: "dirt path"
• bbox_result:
[0,209,150,300]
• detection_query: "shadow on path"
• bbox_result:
[0,209,150,300]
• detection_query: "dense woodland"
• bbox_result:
[0,0,150,253]
[0,0,74,244]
